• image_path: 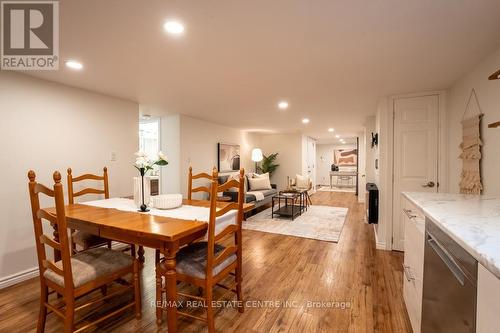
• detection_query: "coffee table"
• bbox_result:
[271,191,307,220]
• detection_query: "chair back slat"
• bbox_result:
[187,167,218,200]
[217,179,240,193]
[28,170,74,289]
[191,187,211,194]
[192,172,213,180]
[67,167,109,204]
[213,245,238,267]
[215,203,240,217]
[73,188,106,197]
[37,209,57,224]
[39,234,62,251]
[214,224,237,242]
[34,183,55,197]
[206,168,245,277]
[72,173,105,182]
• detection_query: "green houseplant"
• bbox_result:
[257,153,279,177]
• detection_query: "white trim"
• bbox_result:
[373,225,387,250]
[0,266,39,290]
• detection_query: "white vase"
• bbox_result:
[134,176,151,208]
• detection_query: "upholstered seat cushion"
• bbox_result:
[72,230,109,247]
[176,242,237,280]
[44,247,133,288]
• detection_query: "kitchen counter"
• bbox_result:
[402,192,500,279]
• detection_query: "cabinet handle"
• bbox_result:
[403,209,417,219]
[402,264,415,282]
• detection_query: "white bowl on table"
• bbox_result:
[151,194,183,209]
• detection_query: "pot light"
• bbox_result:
[328,128,334,132]
[302,118,310,124]
[335,135,340,138]
[164,21,185,35]
[278,101,289,110]
[65,60,83,70]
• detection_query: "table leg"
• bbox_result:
[137,246,145,264]
[157,248,179,332]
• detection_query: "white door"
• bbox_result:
[307,137,316,191]
[392,95,439,251]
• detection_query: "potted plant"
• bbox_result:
[257,152,279,177]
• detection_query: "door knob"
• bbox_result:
[422,181,435,188]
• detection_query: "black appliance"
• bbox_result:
[331,164,339,171]
[366,183,378,224]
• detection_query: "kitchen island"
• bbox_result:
[401,192,500,333]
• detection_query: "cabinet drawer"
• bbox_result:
[402,196,425,333]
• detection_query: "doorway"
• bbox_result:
[392,94,440,251]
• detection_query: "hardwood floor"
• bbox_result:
[0,192,412,332]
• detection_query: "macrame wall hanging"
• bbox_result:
[459,88,483,194]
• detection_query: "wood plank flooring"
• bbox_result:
[0,191,412,332]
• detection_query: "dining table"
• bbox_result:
[44,197,254,333]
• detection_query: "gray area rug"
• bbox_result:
[244,205,348,242]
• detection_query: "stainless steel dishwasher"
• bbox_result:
[421,218,478,333]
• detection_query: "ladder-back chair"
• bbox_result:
[187,166,218,200]
[158,168,245,333]
[28,170,141,333]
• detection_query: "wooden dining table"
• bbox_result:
[44,198,254,333]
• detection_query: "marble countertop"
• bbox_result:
[402,192,500,279]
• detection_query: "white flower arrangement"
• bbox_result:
[134,151,168,175]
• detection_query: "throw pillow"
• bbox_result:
[226,172,246,192]
[295,174,310,189]
[253,172,270,180]
[248,176,272,191]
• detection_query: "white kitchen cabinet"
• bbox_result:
[402,196,425,333]
[477,264,500,332]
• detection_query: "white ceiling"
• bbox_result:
[26,0,500,140]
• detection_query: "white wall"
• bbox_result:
[315,143,357,185]
[160,114,181,194]
[364,116,377,183]
[179,115,261,198]
[260,134,302,190]
[0,72,138,284]
[374,97,391,250]
[447,46,500,195]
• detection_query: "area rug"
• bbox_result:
[317,186,355,193]
[243,205,348,242]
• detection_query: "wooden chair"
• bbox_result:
[158,168,245,332]
[155,167,219,265]
[187,166,218,200]
[67,167,134,257]
[28,170,141,333]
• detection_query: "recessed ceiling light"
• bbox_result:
[302,118,310,124]
[65,60,83,70]
[335,135,340,138]
[328,128,334,132]
[164,21,185,35]
[278,101,289,110]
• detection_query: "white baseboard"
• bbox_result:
[373,225,387,250]
[0,266,39,290]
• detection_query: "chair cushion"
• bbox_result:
[176,242,237,279]
[72,230,109,248]
[43,247,133,288]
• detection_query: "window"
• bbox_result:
[139,118,160,175]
